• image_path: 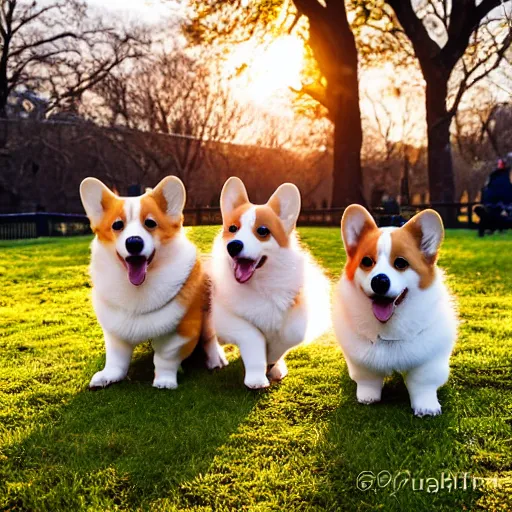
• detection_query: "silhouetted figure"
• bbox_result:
[483,159,512,204]
[378,194,406,227]
[475,159,512,236]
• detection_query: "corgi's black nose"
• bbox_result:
[227,240,244,258]
[371,274,390,295]
[126,236,144,255]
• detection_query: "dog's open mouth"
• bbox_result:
[119,251,155,286]
[371,288,408,323]
[233,256,267,284]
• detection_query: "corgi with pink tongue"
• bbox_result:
[332,205,457,416]
[80,176,227,390]
[210,177,331,389]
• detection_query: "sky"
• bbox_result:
[86,0,178,24]
[83,0,428,145]
[82,0,510,147]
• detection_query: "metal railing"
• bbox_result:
[183,203,478,229]
[0,203,479,240]
[0,212,92,240]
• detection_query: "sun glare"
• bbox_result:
[227,35,305,109]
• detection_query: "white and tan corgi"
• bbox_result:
[332,205,457,416]
[210,177,331,389]
[80,176,227,390]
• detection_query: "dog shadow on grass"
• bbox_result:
[310,370,485,511]
[1,344,265,511]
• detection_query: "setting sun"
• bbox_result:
[227,35,305,108]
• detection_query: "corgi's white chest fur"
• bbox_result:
[90,232,197,343]
[212,235,303,336]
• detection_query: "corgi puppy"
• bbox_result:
[210,177,331,389]
[332,205,457,416]
[80,176,227,390]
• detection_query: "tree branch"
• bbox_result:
[387,0,441,63]
[448,28,512,116]
[10,32,79,58]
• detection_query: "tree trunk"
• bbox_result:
[331,84,364,207]
[297,0,364,208]
[0,91,7,118]
[425,76,457,227]
[0,61,8,118]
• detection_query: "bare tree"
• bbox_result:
[90,48,251,189]
[362,81,426,204]
[186,0,365,207]
[0,0,148,118]
[385,0,512,219]
[454,86,512,163]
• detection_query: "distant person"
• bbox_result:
[381,194,400,215]
[482,159,512,205]
[379,194,405,227]
[476,158,512,236]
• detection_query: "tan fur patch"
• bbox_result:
[222,203,251,241]
[93,191,125,243]
[344,228,381,281]
[267,194,281,216]
[401,212,442,266]
[140,194,182,244]
[221,203,289,247]
[253,206,289,247]
[176,259,205,358]
[292,288,304,308]
[341,206,378,259]
[230,187,249,211]
[391,227,436,289]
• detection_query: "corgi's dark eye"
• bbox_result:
[394,257,409,270]
[228,225,238,233]
[256,226,270,237]
[112,220,124,231]
[361,256,374,268]
[144,218,157,229]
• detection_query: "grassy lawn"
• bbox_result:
[0,227,511,511]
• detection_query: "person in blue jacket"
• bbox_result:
[483,159,512,205]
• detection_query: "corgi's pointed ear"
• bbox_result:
[267,183,301,235]
[151,176,186,217]
[220,177,249,216]
[403,209,444,263]
[80,177,117,226]
[341,204,378,257]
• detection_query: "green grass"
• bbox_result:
[0,227,511,511]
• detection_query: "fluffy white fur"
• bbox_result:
[90,230,196,342]
[211,179,331,389]
[333,210,458,417]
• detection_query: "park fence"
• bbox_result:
[0,213,92,240]
[0,203,478,240]
[165,203,478,230]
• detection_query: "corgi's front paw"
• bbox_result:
[267,360,288,382]
[411,392,442,417]
[413,402,442,417]
[206,344,229,370]
[356,382,382,404]
[153,374,178,389]
[244,372,270,389]
[89,368,126,389]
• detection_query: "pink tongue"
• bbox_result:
[126,257,148,286]
[234,259,257,283]
[372,300,395,323]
